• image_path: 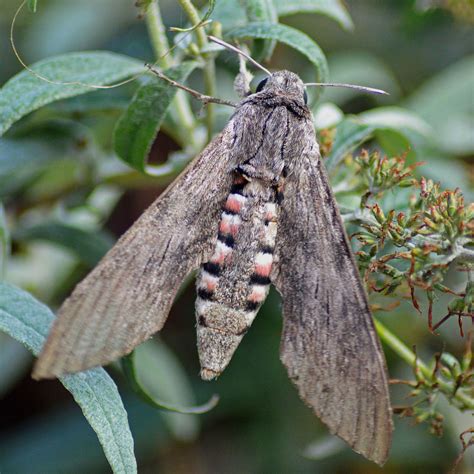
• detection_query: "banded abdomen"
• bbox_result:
[195,173,279,379]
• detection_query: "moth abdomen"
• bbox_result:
[275,189,284,204]
[245,301,260,312]
[203,261,220,276]
[197,287,215,301]
[260,243,275,253]
[229,179,247,195]
[249,273,271,285]
[195,172,280,379]
[217,232,236,248]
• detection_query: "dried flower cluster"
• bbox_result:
[320,138,473,440]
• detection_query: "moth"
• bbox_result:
[33,40,393,465]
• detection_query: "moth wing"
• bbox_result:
[33,126,236,379]
[272,143,392,465]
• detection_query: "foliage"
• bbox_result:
[0,282,137,474]
[391,334,473,438]
[0,0,472,472]
[320,138,473,444]
[329,150,473,333]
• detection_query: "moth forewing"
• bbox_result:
[32,126,237,379]
[271,131,392,465]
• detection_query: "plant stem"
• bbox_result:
[145,1,172,69]
[177,0,216,142]
[145,0,197,148]
[375,319,431,375]
[374,319,474,409]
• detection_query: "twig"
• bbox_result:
[145,0,198,147]
[177,0,217,141]
[374,319,474,409]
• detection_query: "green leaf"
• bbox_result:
[327,108,435,171]
[0,52,144,137]
[122,348,219,416]
[325,118,374,171]
[28,0,38,13]
[245,0,277,24]
[0,138,67,194]
[243,0,278,60]
[405,56,474,155]
[274,0,353,31]
[113,62,197,174]
[358,106,433,158]
[173,0,216,32]
[313,102,344,130]
[324,51,401,105]
[228,22,328,86]
[0,122,91,198]
[0,203,8,279]
[0,333,32,398]
[123,340,206,441]
[0,282,137,474]
[13,222,114,267]
[0,387,167,472]
[137,0,154,9]
[373,128,412,160]
[50,87,133,114]
[358,107,432,138]
[205,0,247,31]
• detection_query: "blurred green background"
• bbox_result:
[0,0,473,473]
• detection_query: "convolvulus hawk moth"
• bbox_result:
[33,41,393,465]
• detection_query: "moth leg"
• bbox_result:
[233,50,253,98]
[274,178,285,206]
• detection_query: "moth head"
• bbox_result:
[255,70,308,105]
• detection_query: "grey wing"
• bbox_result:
[33,126,236,379]
[272,142,392,465]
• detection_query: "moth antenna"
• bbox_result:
[208,35,272,77]
[305,82,389,96]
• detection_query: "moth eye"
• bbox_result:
[303,90,308,105]
[256,77,269,93]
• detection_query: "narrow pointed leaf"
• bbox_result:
[244,0,278,60]
[405,56,474,155]
[0,122,93,197]
[13,222,114,267]
[0,52,144,137]
[0,282,137,474]
[228,22,328,86]
[274,0,353,30]
[122,350,219,415]
[113,62,197,174]
[325,118,374,171]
